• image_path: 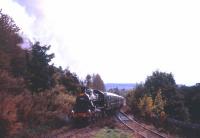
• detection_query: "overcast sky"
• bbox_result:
[0,0,200,85]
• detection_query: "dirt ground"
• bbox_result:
[41,117,134,138]
[41,115,176,138]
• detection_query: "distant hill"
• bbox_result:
[105,83,136,91]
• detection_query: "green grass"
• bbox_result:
[94,127,133,138]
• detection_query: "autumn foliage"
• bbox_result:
[0,10,78,137]
[127,71,200,137]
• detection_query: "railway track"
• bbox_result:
[116,111,168,138]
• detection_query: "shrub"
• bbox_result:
[0,70,75,137]
[138,95,154,118]
[0,70,26,95]
[19,85,75,128]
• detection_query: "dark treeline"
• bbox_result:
[178,84,200,123]
[126,71,200,136]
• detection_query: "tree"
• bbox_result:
[85,74,92,88]
[165,92,190,121]
[0,10,26,77]
[138,94,154,117]
[144,71,176,99]
[178,84,200,123]
[92,74,105,91]
[84,73,105,91]
[0,10,22,50]
[144,71,190,121]
[60,68,80,94]
[126,84,146,114]
[26,42,54,92]
[153,89,166,117]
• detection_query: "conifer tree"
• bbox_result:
[27,42,54,92]
[0,10,25,76]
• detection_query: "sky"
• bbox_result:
[0,0,200,85]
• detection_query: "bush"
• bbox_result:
[0,70,26,95]
[19,85,75,128]
[0,70,75,137]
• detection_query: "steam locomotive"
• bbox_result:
[71,88,124,122]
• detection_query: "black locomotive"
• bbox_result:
[71,87,124,122]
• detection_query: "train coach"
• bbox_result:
[104,92,124,112]
[71,87,125,122]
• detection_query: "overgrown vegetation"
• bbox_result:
[126,71,200,137]
[0,10,79,137]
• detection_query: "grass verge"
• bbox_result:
[94,127,133,138]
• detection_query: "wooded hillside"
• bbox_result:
[0,10,80,137]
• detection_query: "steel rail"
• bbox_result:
[116,111,167,138]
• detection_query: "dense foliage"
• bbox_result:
[126,71,200,136]
[0,9,24,76]
[57,67,81,94]
[26,42,55,92]
[0,10,79,137]
[178,84,200,123]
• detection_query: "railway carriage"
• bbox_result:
[104,92,124,111]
